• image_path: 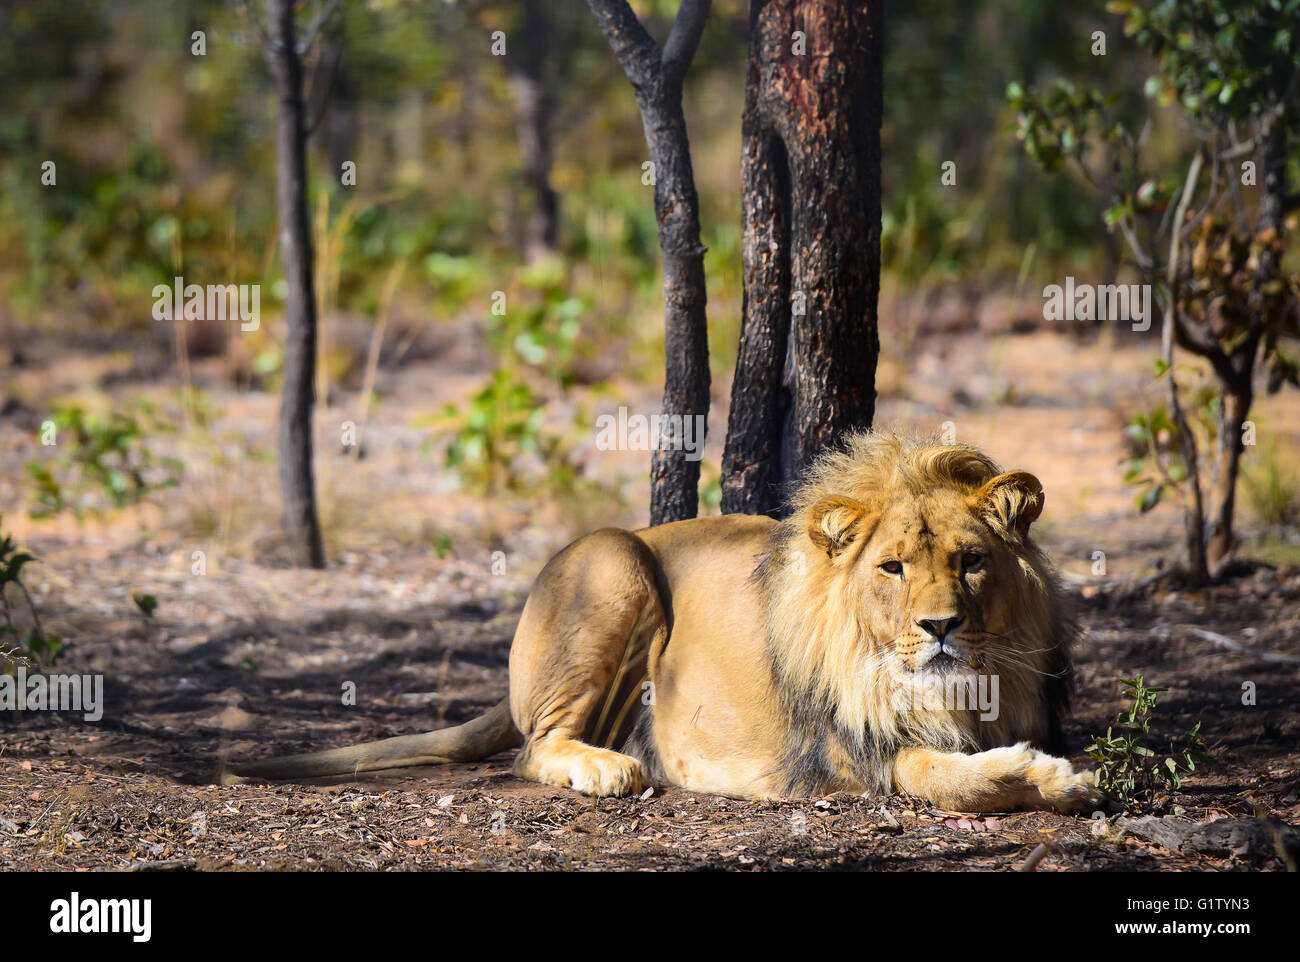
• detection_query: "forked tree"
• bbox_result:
[585,0,713,525]
[722,0,883,517]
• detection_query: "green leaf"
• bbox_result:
[1138,485,1163,512]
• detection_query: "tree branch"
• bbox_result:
[1166,149,1202,288]
[1163,150,1229,361]
[662,0,711,85]
[298,0,342,54]
[584,0,662,89]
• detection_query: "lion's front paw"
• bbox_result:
[566,749,644,797]
[1027,754,1107,814]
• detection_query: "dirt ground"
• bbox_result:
[1,320,1298,871]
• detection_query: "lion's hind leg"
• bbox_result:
[508,528,666,798]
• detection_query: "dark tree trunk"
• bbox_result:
[586,0,712,526]
[267,0,325,568]
[1259,120,1290,235]
[1205,361,1254,571]
[722,122,792,516]
[508,0,559,262]
[722,0,882,517]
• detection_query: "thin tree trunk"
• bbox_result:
[267,0,325,568]
[586,0,712,525]
[1157,290,1210,586]
[722,0,882,517]
[1205,368,1254,571]
[1168,360,1210,586]
[1162,154,1210,586]
[509,0,559,262]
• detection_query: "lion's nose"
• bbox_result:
[917,616,963,641]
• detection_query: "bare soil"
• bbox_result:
[1,323,1298,871]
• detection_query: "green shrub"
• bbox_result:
[1084,673,1209,807]
[0,522,67,672]
[25,402,183,518]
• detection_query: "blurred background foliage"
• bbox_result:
[0,0,1169,362]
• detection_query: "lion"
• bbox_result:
[224,432,1105,813]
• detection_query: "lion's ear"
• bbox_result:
[973,471,1044,538]
[808,495,873,558]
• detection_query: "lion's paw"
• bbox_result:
[566,749,644,797]
[1026,753,1107,814]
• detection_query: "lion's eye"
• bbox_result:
[879,560,904,576]
[961,552,983,571]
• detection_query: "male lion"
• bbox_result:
[226,433,1105,813]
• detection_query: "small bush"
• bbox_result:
[0,521,67,672]
[1084,673,1209,808]
[25,402,183,519]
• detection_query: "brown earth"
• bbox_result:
[1,321,1298,871]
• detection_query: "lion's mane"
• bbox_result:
[756,432,1075,796]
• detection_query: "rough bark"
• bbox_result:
[508,0,559,262]
[586,0,712,525]
[722,0,882,517]
[267,0,325,568]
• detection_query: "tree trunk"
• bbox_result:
[586,0,712,526]
[1172,386,1211,587]
[508,0,559,263]
[721,108,792,516]
[644,89,711,526]
[722,0,882,517]
[267,0,325,568]
[1205,368,1254,572]
[1259,119,1290,236]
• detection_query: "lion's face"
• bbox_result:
[790,465,1058,745]
[854,486,1022,679]
[761,437,1073,791]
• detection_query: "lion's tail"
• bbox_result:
[220,697,521,784]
